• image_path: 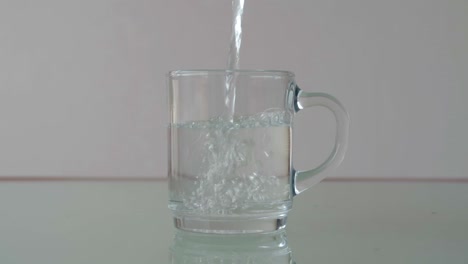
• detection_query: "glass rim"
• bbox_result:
[168,69,295,78]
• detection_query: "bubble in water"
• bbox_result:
[176,110,292,215]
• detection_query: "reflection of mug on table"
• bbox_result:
[170,230,294,264]
[168,70,349,234]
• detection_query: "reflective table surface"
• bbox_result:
[1,181,467,263]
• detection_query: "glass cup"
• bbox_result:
[168,70,349,234]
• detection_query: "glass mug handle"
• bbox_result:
[293,87,350,195]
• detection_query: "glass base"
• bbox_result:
[173,215,287,234]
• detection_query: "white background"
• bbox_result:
[0,0,466,179]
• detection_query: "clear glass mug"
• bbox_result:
[168,70,349,234]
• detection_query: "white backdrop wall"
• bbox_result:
[0,0,466,179]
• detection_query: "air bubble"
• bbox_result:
[177,111,291,215]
